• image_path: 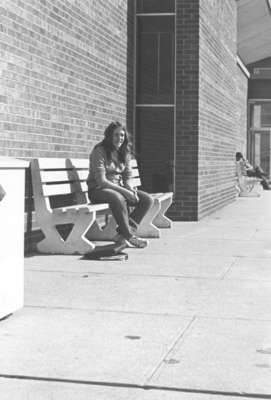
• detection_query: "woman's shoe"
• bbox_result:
[113,226,137,244]
[126,235,148,248]
[113,238,128,253]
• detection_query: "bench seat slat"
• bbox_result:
[52,203,109,214]
[151,192,173,201]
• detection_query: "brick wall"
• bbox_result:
[0,0,134,249]
[198,0,247,219]
[170,0,200,221]
[0,0,134,159]
[170,0,248,221]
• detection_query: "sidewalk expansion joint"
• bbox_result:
[24,305,271,321]
[25,269,234,280]
[0,374,270,399]
[24,304,194,318]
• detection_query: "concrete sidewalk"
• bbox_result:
[1,192,271,399]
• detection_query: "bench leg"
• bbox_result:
[136,199,161,238]
[86,214,117,241]
[87,203,163,240]
[239,191,261,198]
[152,196,172,228]
[37,212,97,254]
[237,177,261,198]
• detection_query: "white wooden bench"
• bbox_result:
[31,157,174,254]
[235,161,262,197]
[129,158,173,236]
[31,158,110,254]
[69,158,173,239]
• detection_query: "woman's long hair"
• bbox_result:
[236,152,244,161]
[99,121,131,163]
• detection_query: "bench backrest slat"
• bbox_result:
[42,183,75,197]
[76,170,89,180]
[40,170,73,183]
[31,158,88,212]
[80,181,88,192]
[130,177,141,188]
[130,159,137,168]
[69,158,89,168]
[37,158,69,169]
[131,168,139,178]
[31,157,143,215]
[129,159,141,188]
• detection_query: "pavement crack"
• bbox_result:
[143,316,197,385]
[220,257,238,280]
[0,374,270,399]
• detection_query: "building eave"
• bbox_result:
[237,0,271,65]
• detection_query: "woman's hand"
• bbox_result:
[122,188,139,204]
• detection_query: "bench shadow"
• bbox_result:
[25,241,128,261]
[82,243,128,261]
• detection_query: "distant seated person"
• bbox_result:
[235,152,271,190]
[0,184,6,201]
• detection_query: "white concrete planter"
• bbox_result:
[0,157,29,319]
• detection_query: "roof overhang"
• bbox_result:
[237,0,271,65]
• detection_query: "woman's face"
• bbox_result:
[112,126,126,150]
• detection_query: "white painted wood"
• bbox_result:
[52,203,109,214]
[80,181,88,192]
[76,170,89,180]
[0,157,29,169]
[69,158,89,168]
[152,195,173,228]
[31,159,110,254]
[129,159,173,233]
[37,158,69,169]
[130,158,138,168]
[135,199,161,238]
[0,166,27,319]
[235,162,262,197]
[40,170,72,182]
[130,168,140,178]
[42,183,73,196]
[130,177,142,188]
[31,157,174,248]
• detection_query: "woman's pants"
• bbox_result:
[88,188,154,240]
[247,167,271,190]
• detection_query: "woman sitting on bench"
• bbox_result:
[87,121,153,249]
[236,152,271,190]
